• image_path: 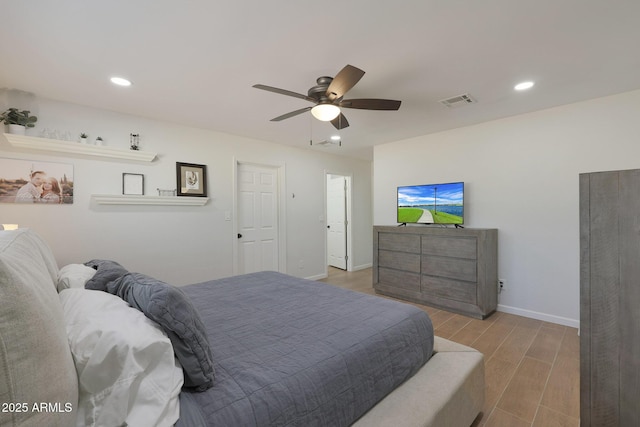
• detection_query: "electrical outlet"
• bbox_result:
[498,279,506,292]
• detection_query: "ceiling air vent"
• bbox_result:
[439,93,476,108]
[311,139,341,147]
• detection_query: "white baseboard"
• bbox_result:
[497,304,579,329]
[306,273,327,281]
[351,262,372,271]
[306,262,371,280]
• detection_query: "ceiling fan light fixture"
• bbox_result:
[311,104,340,121]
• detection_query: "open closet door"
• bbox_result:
[327,174,347,270]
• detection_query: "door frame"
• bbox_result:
[232,158,287,275]
[324,170,353,274]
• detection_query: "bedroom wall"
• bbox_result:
[373,89,640,327]
[0,96,373,285]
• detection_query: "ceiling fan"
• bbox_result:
[253,65,401,130]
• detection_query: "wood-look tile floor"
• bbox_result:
[319,267,580,427]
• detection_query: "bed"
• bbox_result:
[0,228,484,427]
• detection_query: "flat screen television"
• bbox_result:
[397,182,464,224]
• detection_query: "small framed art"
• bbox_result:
[176,162,207,197]
[122,173,144,195]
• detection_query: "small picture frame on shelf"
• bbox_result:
[157,188,176,197]
[122,173,144,195]
[176,162,207,197]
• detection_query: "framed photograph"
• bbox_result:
[176,162,207,197]
[0,158,74,204]
[122,173,144,195]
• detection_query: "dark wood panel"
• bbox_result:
[421,275,476,304]
[422,256,477,282]
[618,169,640,427]
[579,173,592,427]
[582,171,620,426]
[421,236,476,259]
[378,232,421,253]
[378,249,420,273]
[378,267,420,292]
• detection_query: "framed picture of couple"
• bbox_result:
[176,162,207,197]
[0,158,74,204]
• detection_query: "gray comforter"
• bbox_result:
[180,271,434,427]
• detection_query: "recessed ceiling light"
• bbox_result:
[514,81,534,91]
[110,77,132,87]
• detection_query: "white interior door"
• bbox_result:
[237,163,279,274]
[327,174,347,270]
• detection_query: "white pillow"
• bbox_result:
[59,289,183,427]
[57,264,96,292]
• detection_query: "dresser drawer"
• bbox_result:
[378,249,420,273]
[422,256,477,282]
[378,232,421,253]
[421,275,476,304]
[378,267,420,292]
[421,236,477,259]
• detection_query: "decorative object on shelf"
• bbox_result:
[79,133,88,144]
[130,133,140,150]
[0,108,38,135]
[2,133,158,162]
[157,188,177,196]
[0,158,74,204]
[176,162,207,197]
[122,173,144,195]
[39,129,72,140]
[95,136,104,146]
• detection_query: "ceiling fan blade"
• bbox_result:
[253,84,316,103]
[326,65,365,101]
[339,98,402,110]
[270,106,312,122]
[331,113,350,130]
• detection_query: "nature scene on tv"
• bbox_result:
[397,182,463,224]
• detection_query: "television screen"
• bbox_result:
[397,182,464,224]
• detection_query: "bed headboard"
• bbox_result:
[0,229,78,427]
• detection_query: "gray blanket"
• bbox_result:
[180,271,434,427]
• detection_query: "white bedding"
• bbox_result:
[59,288,183,427]
[56,263,96,291]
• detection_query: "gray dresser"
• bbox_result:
[580,169,640,426]
[373,226,498,319]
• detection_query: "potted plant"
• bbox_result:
[79,133,88,144]
[0,108,38,135]
[95,136,103,146]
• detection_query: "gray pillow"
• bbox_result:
[83,259,129,291]
[110,272,215,391]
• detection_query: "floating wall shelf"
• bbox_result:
[92,194,208,206]
[2,133,157,162]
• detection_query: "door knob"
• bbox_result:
[237,233,242,238]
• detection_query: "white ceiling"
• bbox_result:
[2,1,640,160]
